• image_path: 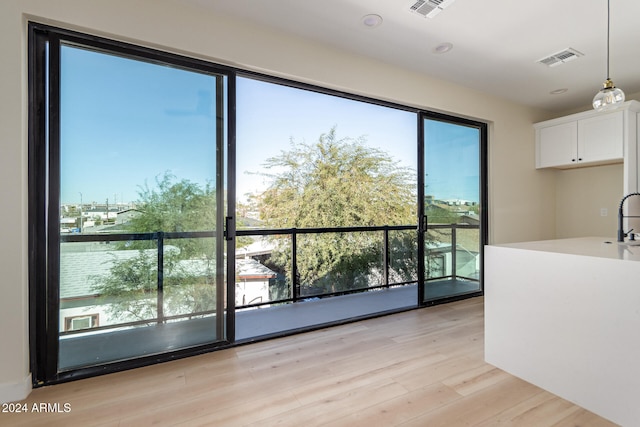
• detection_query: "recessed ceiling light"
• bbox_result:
[550,88,568,95]
[362,14,383,28]
[433,42,453,54]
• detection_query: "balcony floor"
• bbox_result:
[236,278,480,340]
[236,284,417,341]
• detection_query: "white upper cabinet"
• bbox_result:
[578,112,624,164]
[534,100,640,196]
[535,110,624,169]
[536,121,578,168]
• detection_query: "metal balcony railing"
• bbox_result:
[235,224,418,308]
[59,223,479,335]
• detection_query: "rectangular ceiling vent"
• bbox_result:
[409,0,456,18]
[536,48,584,67]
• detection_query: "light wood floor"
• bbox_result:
[2,297,617,426]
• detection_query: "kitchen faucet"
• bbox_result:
[617,192,640,242]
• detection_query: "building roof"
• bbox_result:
[236,239,276,258]
[60,247,277,299]
[60,249,141,299]
[237,258,277,279]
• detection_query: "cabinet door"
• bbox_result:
[536,121,578,168]
[578,111,623,163]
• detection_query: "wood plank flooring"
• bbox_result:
[1,297,617,426]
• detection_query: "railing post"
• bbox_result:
[291,229,299,302]
[383,227,389,288]
[157,231,164,324]
[451,224,457,281]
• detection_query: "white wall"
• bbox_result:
[555,164,623,239]
[0,0,555,401]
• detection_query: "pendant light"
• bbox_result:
[593,0,625,111]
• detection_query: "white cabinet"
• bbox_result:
[578,112,624,164]
[535,101,640,197]
[535,110,623,168]
[536,121,578,168]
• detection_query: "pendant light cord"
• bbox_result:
[606,0,610,79]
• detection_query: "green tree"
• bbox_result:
[129,172,216,233]
[92,250,160,323]
[124,173,217,256]
[260,128,415,228]
[258,127,417,294]
[90,249,217,324]
[91,173,219,323]
[425,203,461,224]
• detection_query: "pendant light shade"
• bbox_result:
[593,79,625,111]
[593,0,625,111]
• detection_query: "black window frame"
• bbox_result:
[29,22,487,387]
[28,23,237,385]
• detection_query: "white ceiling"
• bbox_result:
[190,0,640,114]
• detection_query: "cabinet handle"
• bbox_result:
[572,159,576,162]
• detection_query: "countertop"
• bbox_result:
[491,236,640,262]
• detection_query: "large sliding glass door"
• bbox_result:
[233,75,419,338]
[419,114,487,303]
[30,26,233,383]
[30,25,487,386]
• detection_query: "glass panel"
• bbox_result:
[425,226,451,280]
[234,76,419,339]
[423,119,481,302]
[163,237,218,319]
[236,235,291,307]
[454,226,481,281]
[58,44,225,370]
[236,77,417,229]
[388,229,418,284]
[60,242,159,332]
[296,231,384,297]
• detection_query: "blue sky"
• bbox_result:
[60,45,479,206]
[236,77,418,200]
[60,45,218,205]
[424,120,480,202]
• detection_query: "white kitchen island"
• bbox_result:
[485,237,640,426]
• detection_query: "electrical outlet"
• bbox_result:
[601,208,608,217]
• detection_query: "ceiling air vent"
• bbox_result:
[536,48,584,67]
[409,0,456,18]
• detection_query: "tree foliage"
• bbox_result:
[92,250,160,323]
[91,173,219,323]
[122,173,217,257]
[258,127,417,294]
[260,127,415,228]
[425,204,462,225]
[90,249,217,324]
[128,173,217,233]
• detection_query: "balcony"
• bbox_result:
[58,223,480,372]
